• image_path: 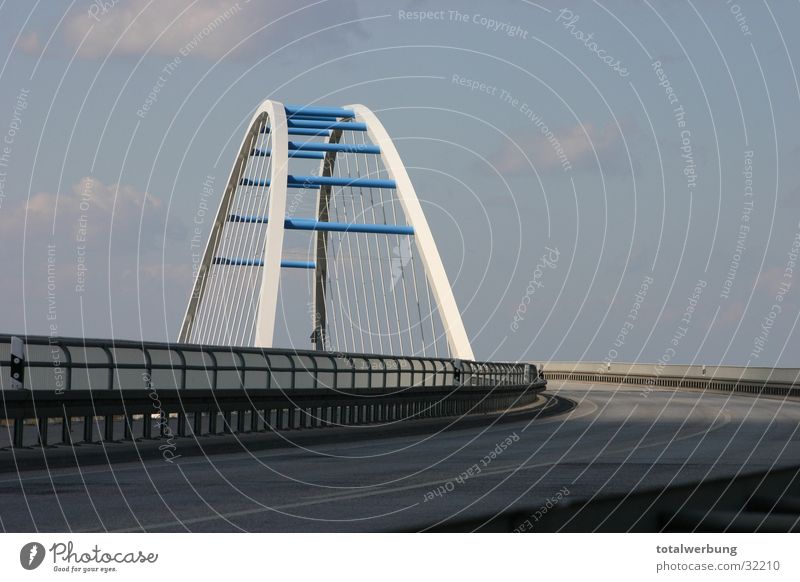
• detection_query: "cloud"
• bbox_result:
[0,175,181,250]
[491,121,627,175]
[755,266,794,298]
[0,176,188,336]
[62,0,362,59]
[15,31,41,54]
[3,176,136,221]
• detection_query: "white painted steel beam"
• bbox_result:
[347,104,474,360]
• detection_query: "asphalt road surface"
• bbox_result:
[2,380,799,532]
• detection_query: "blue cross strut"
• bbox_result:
[261,127,333,137]
[240,175,397,189]
[251,148,325,160]
[213,257,316,269]
[283,104,355,118]
[286,119,367,131]
[288,141,380,154]
[285,114,342,122]
[228,214,414,235]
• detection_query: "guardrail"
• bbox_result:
[0,334,545,449]
[540,361,799,397]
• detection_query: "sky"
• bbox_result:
[0,0,798,367]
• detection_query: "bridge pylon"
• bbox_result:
[179,101,473,360]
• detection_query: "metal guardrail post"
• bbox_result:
[10,336,25,390]
[9,337,26,447]
[453,358,463,387]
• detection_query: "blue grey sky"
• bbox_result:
[0,0,798,366]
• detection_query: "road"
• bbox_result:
[1,380,799,532]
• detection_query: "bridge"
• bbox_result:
[178,100,472,359]
[1,101,799,532]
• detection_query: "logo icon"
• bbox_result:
[20,542,45,570]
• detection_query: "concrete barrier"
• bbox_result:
[538,361,800,398]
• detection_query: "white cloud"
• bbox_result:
[491,121,625,174]
[63,0,361,59]
[15,31,41,54]
[0,176,187,336]
[0,175,175,246]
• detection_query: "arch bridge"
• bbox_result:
[179,101,473,361]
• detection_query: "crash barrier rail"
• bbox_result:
[0,334,545,448]
[540,361,799,398]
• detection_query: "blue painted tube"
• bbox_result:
[288,175,395,189]
[287,119,367,131]
[286,114,341,122]
[279,260,316,269]
[228,214,414,235]
[284,104,355,118]
[290,151,325,159]
[251,148,325,160]
[240,176,396,189]
[289,128,332,136]
[288,141,380,154]
[214,257,316,269]
[288,218,413,235]
[260,126,332,137]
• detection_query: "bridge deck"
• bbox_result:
[1,381,797,532]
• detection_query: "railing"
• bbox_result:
[0,334,545,449]
[0,334,535,392]
[540,361,799,398]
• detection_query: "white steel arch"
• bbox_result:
[344,104,472,360]
[178,99,288,345]
[180,100,473,361]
